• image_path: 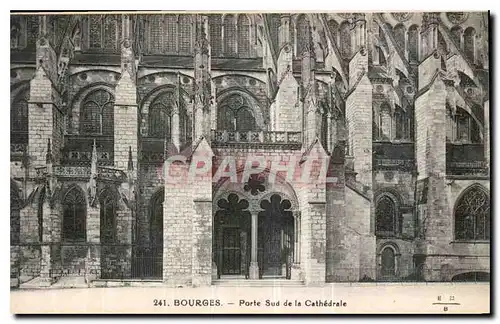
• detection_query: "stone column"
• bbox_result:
[290,212,301,280]
[248,211,259,279]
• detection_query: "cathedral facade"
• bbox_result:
[10,12,490,288]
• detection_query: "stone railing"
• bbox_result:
[446,143,487,175]
[35,165,127,182]
[211,130,302,146]
[374,159,415,170]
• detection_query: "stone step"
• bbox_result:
[213,279,304,287]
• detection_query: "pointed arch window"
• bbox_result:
[209,15,223,57]
[464,27,476,63]
[269,14,281,50]
[26,15,39,50]
[100,189,117,243]
[376,195,397,236]
[62,186,86,242]
[451,26,463,49]
[378,103,392,141]
[327,19,339,47]
[223,15,237,56]
[393,24,406,52]
[394,106,410,140]
[408,25,419,63]
[296,15,310,57]
[217,94,259,132]
[237,15,251,57]
[149,92,174,139]
[455,186,490,241]
[80,89,115,135]
[381,247,396,277]
[11,90,29,142]
[339,21,352,59]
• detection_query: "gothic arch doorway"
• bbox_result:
[214,193,251,278]
[258,194,295,279]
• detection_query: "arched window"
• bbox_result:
[393,24,406,52]
[100,189,117,243]
[339,21,352,59]
[62,186,86,242]
[217,93,259,132]
[376,195,397,236]
[437,30,448,56]
[149,92,174,139]
[464,27,476,63]
[296,15,310,57]
[327,19,339,47]
[88,15,120,53]
[223,15,237,56]
[451,26,463,49]
[455,186,490,241]
[394,107,409,140]
[26,15,39,50]
[11,90,29,139]
[269,14,281,49]
[80,89,115,135]
[10,16,23,49]
[10,183,21,245]
[381,247,396,277]
[237,15,251,57]
[408,25,419,63]
[209,15,222,57]
[178,15,193,54]
[378,103,392,141]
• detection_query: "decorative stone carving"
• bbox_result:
[392,13,413,22]
[446,12,469,25]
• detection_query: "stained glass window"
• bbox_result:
[339,21,352,59]
[451,26,463,49]
[296,15,310,57]
[80,89,115,135]
[393,24,406,52]
[269,14,281,49]
[87,15,119,52]
[209,15,223,57]
[149,92,174,138]
[224,15,237,56]
[394,107,409,140]
[327,19,339,46]
[455,186,490,241]
[178,15,192,54]
[148,15,164,53]
[11,91,29,135]
[164,15,177,53]
[25,15,39,50]
[464,27,476,63]
[217,94,259,132]
[379,103,392,141]
[237,15,251,57]
[62,186,86,242]
[100,189,117,243]
[408,25,419,63]
[376,195,397,235]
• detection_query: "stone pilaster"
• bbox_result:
[193,15,212,140]
[345,50,372,188]
[299,140,327,285]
